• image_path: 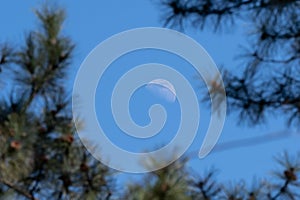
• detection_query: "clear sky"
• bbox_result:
[1,0,299,185]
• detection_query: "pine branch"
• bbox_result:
[270,180,290,200]
[0,179,38,200]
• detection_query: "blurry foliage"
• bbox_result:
[0,4,115,200]
[1,2,300,200]
[157,0,300,126]
[123,153,300,200]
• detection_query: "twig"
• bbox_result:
[0,178,38,200]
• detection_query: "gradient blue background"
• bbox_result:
[1,0,299,186]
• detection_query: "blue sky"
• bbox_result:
[1,0,299,185]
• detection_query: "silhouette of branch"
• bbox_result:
[0,178,38,200]
[269,180,290,200]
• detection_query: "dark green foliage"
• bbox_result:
[0,5,115,200]
[158,0,300,126]
[122,153,300,200]
[1,2,300,200]
[124,158,191,200]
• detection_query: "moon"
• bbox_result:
[146,79,177,102]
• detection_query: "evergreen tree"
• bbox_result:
[1,2,300,200]
[158,0,300,126]
[0,5,115,200]
[120,1,300,199]
[122,153,300,199]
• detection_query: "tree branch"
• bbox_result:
[0,179,38,200]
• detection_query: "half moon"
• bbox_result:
[146,79,177,103]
